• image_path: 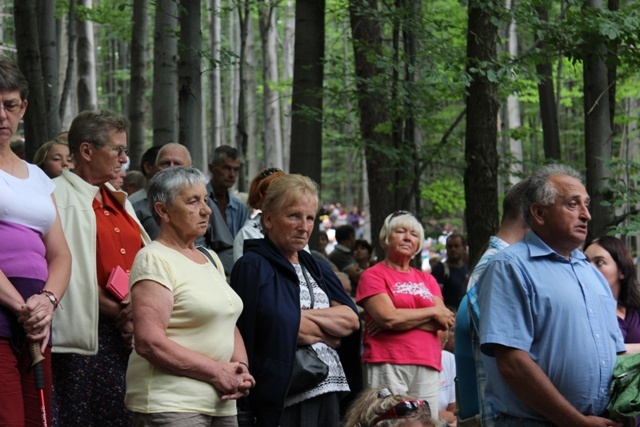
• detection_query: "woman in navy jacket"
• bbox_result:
[231,174,361,427]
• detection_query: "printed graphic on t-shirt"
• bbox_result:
[392,282,434,301]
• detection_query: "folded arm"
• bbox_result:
[298,301,359,347]
[362,293,454,332]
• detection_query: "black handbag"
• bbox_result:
[287,266,329,396]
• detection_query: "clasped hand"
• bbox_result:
[214,362,256,400]
[17,293,54,350]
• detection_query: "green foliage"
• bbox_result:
[420,178,466,217]
[602,159,640,236]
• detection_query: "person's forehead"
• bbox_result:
[218,155,240,167]
[159,146,188,160]
[550,174,588,199]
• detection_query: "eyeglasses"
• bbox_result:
[0,101,24,114]
[91,142,129,157]
[258,167,283,180]
[371,399,431,426]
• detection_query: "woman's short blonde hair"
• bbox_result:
[378,211,425,257]
[342,387,436,427]
[261,174,319,215]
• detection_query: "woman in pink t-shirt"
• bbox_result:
[356,211,455,414]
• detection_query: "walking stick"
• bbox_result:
[28,342,49,427]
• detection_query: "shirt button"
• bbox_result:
[104,211,110,216]
[120,248,126,254]
[596,334,600,338]
[601,360,606,366]
[114,227,120,233]
[125,269,130,274]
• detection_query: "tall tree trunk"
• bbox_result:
[76,0,97,112]
[129,0,148,171]
[534,6,561,160]
[245,13,259,180]
[506,1,522,183]
[464,0,500,267]
[209,0,224,150]
[349,0,395,257]
[259,3,283,170]
[178,0,204,170]
[14,0,48,159]
[59,0,76,125]
[281,0,295,171]
[153,0,179,147]
[584,0,613,241]
[236,1,250,191]
[37,0,61,139]
[607,0,618,130]
[290,0,324,183]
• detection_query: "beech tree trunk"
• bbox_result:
[37,0,61,139]
[129,0,148,170]
[76,0,97,112]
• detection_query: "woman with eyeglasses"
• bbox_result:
[355,211,455,414]
[0,55,72,426]
[50,109,151,425]
[342,387,437,427]
[232,167,285,262]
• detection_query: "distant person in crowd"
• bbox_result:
[51,109,151,426]
[33,138,74,178]
[348,206,363,239]
[109,169,126,190]
[126,167,254,425]
[127,144,163,204]
[204,145,249,276]
[478,164,624,427]
[585,236,640,354]
[437,223,452,248]
[233,167,284,262]
[122,170,146,197]
[353,238,373,270]
[231,174,360,427]
[454,179,529,426]
[0,54,72,427]
[438,328,457,427]
[431,233,469,309]
[133,142,192,240]
[342,387,437,427]
[356,210,455,413]
[311,230,352,293]
[335,205,348,227]
[329,224,364,294]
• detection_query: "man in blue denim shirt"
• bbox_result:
[478,164,625,427]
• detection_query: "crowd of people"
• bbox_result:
[2,53,639,427]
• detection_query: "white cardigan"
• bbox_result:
[52,169,150,355]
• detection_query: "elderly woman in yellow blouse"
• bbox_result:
[126,166,255,426]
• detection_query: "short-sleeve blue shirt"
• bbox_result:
[478,231,625,419]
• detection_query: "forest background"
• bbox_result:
[3,0,640,264]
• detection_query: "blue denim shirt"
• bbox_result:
[479,231,625,419]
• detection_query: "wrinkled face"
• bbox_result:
[446,236,465,263]
[263,194,317,260]
[85,130,128,185]
[0,90,26,145]
[156,145,191,170]
[210,155,240,189]
[387,226,420,258]
[584,243,623,290]
[43,144,72,178]
[110,170,126,190]
[162,183,212,239]
[532,175,591,257]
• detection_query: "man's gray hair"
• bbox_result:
[522,163,582,225]
[148,166,208,223]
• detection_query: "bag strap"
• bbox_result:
[300,265,315,309]
[197,246,225,276]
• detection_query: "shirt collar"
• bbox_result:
[525,231,586,262]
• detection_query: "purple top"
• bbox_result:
[618,307,640,344]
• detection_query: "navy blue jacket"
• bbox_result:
[230,237,361,427]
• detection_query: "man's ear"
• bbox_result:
[530,202,545,225]
[79,141,93,162]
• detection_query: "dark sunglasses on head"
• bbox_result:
[371,399,431,426]
[258,167,283,180]
[390,209,416,220]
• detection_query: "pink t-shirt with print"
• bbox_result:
[356,262,443,371]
